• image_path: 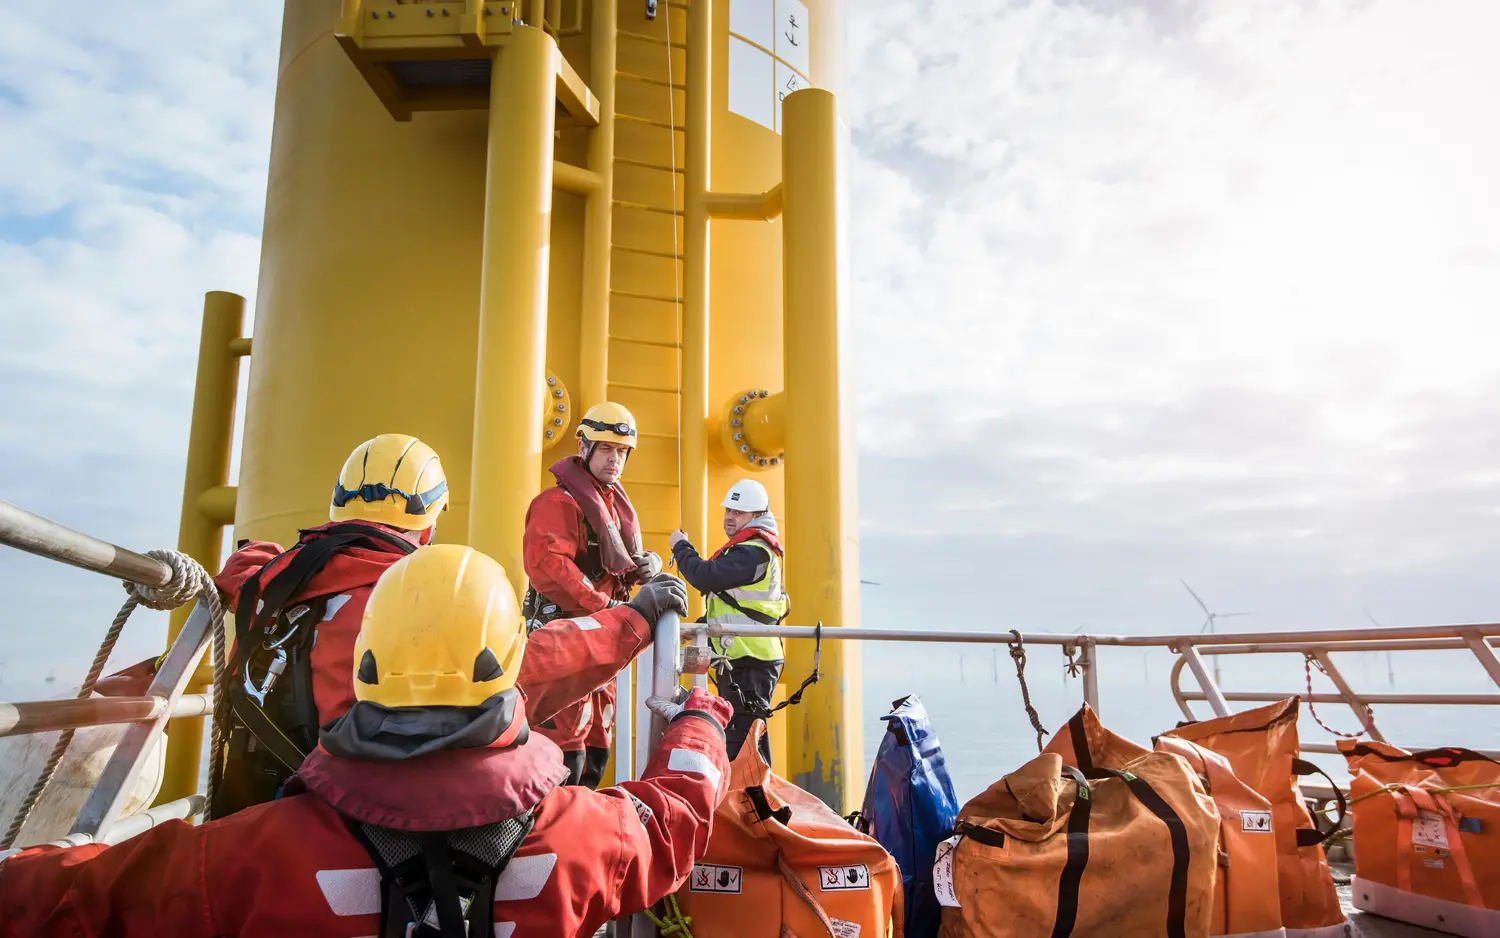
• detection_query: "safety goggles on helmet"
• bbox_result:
[331,479,449,516]
[580,418,636,438]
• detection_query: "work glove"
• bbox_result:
[647,686,735,730]
[630,550,663,584]
[626,573,689,624]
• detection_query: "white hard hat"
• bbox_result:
[721,479,770,513]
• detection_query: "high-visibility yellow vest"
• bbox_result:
[705,540,787,661]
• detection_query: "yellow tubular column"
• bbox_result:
[577,0,616,409]
[781,88,863,811]
[681,0,713,616]
[159,290,246,805]
[469,25,560,597]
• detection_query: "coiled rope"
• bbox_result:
[1,550,226,849]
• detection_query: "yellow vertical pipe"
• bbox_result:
[577,0,617,407]
[680,0,712,617]
[780,88,863,811]
[469,26,560,597]
[159,290,245,805]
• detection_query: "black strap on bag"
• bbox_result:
[710,589,790,626]
[1292,757,1349,847]
[1049,765,1094,938]
[1067,710,1094,775]
[348,811,534,938]
[745,785,794,825]
[1086,768,1191,938]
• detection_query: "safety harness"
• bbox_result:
[347,810,536,938]
[214,523,417,818]
[713,623,823,722]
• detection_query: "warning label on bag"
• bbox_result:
[933,835,962,908]
[689,864,743,894]
[1412,811,1450,849]
[830,919,861,938]
[1241,810,1272,833]
[819,864,871,890]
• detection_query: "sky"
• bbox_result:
[1,1,1499,761]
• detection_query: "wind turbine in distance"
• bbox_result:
[1364,609,1396,686]
[1180,579,1250,686]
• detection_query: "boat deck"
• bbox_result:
[1337,867,1454,938]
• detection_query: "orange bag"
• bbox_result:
[936,750,1220,938]
[1339,740,1500,937]
[1045,706,1285,938]
[675,722,903,938]
[1165,698,1350,938]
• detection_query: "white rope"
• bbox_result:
[1,549,227,848]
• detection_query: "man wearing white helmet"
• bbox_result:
[669,479,789,764]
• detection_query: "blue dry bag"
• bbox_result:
[857,695,959,938]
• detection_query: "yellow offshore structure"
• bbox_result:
[158,0,862,812]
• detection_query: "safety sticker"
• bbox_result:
[830,918,861,938]
[1241,810,1272,833]
[689,864,743,894]
[1412,811,1450,849]
[818,864,871,891]
[933,835,962,908]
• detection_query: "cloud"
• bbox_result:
[0,2,278,697]
[845,0,1500,643]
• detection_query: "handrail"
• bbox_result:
[0,694,211,739]
[0,500,171,587]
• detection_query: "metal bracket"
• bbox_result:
[645,0,658,20]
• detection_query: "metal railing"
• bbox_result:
[6,496,1500,858]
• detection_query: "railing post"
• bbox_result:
[1179,645,1231,718]
[159,290,246,806]
[1080,640,1101,713]
[1311,649,1386,742]
[1460,631,1500,689]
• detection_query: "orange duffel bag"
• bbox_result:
[673,722,903,938]
[1339,740,1500,937]
[1044,706,1285,938]
[935,749,1219,938]
[1165,698,1350,938]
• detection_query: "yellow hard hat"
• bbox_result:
[352,544,526,709]
[577,402,638,450]
[330,434,449,531]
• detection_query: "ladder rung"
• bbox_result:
[612,289,682,305]
[615,244,683,261]
[615,156,685,175]
[616,70,686,91]
[629,479,680,487]
[637,431,679,440]
[616,113,686,133]
[610,381,682,394]
[614,199,684,217]
[613,336,683,350]
[618,30,686,50]
[641,529,679,537]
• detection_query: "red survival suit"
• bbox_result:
[207,520,422,816]
[0,605,730,938]
[523,457,645,779]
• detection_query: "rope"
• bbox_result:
[1008,630,1048,752]
[1,549,227,848]
[646,894,696,938]
[1303,654,1365,739]
[1349,782,1499,807]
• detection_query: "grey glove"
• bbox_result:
[627,573,689,623]
[630,550,663,584]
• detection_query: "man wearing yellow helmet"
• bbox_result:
[522,401,662,788]
[0,547,734,938]
[208,433,450,818]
